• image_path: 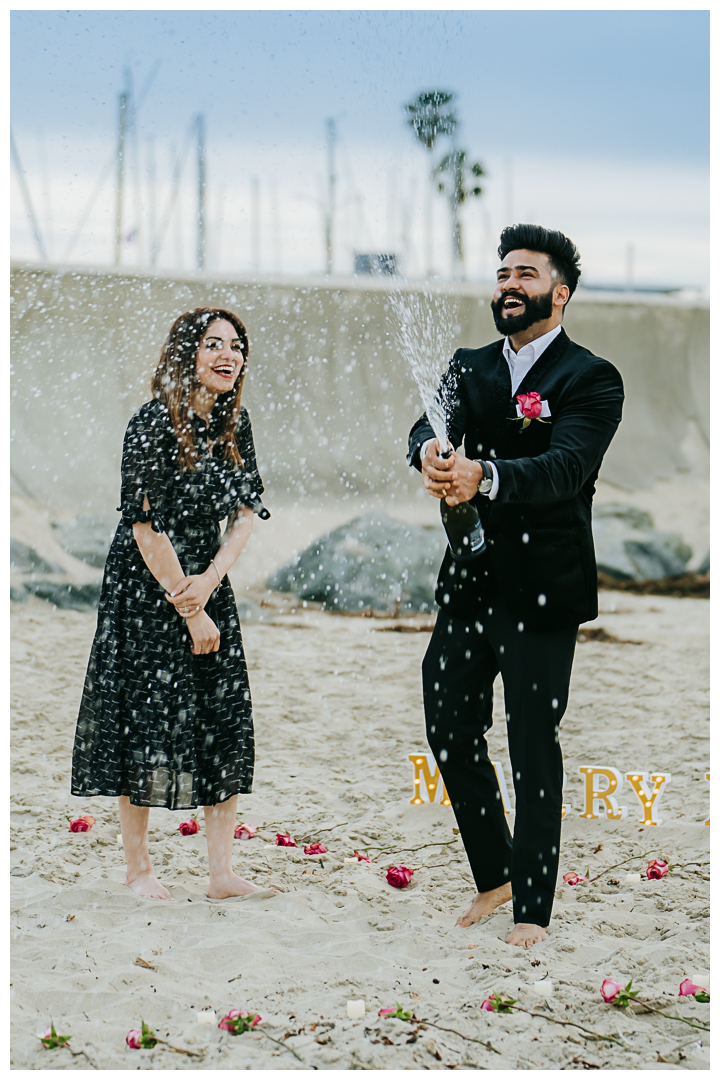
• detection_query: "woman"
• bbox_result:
[72,308,270,901]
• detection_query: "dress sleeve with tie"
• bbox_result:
[118,400,173,533]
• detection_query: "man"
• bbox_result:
[407,224,624,948]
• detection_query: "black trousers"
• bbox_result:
[423,598,577,927]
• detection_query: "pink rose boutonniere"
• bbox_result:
[515,392,551,429]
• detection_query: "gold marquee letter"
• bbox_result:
[625,771,671,826]
[578,766,626,821]
[408,754,452,806]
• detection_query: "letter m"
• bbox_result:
[408,754,451,805]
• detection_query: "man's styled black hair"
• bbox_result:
[498,224,582,298]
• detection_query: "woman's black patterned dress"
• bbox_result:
[71,399,267,810]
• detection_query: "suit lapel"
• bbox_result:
[512,327,571,402]
[490,339,511,422]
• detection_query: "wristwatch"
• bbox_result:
[476,460,493,495]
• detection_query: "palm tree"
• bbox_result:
[435,151,485,277]
[404,90,458,153]
[404,91,458,276]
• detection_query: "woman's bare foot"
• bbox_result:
[207,871,274,900]
[126,870,174,900]
[455,882,512,927]
[507,923,547,948]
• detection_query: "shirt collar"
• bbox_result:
[503,322,563,365]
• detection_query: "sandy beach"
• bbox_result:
[10,565,709,1070]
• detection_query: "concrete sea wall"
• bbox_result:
[11,263,708,516]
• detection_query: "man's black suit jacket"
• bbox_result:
[407,327,624,631]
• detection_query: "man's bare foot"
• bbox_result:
[455,883,512,927]
[507,923,547,948]
[207,871,274,900]
[126,871,174,900]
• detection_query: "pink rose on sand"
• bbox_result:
[68,815,95,832]
[517,392,543,420]
[601,978,638,1007]
[646,859,669,879]
[178,817,199,836]
[276,832,297,847]
[563,871,588,886]
[600,978,623,1004]
[378,1004,414,1021]
[480,994,516,1013]
[126,1021,160,1049]
[353,851,372,863]
[679,979,709,1001]
[218,1010,261,1034]
[234,823,257,840]
[386,865,414,888]
[304,842,327,855]
[39,1022,71,1049]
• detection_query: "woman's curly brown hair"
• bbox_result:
[151,307,249,471]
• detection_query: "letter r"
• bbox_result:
[577,766,626,820]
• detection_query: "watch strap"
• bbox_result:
[477,459,493,494]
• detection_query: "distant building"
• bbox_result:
[354,253,397,277]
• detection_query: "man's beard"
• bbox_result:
[491,287,555,335]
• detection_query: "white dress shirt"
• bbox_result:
[502,322,562,396]
[421,322,563,501]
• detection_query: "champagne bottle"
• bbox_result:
[439,450,486,561]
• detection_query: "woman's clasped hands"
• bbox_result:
[166,571,221,655]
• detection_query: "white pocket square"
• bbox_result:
[516,400,552,419]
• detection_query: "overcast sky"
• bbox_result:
[10,8,710,287]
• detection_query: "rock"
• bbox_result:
[23,581,103,610]
[10,539,63,576]
[267,513,447,613]
[53,515,118,568]
[268,506,694,612]
[592,504,692,580]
